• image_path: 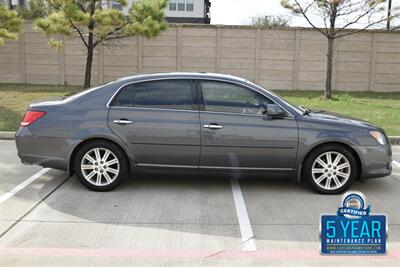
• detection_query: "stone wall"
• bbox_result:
[0,23,399,92]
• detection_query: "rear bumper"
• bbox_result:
[15,127,80,172]
[353,144,392,180]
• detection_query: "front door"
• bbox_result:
[108,79,201,168]
[198,80,298,171]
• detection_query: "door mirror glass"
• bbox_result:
[263,104,287,118]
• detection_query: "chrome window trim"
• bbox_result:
[109,106,199,113]
[106,76,295,118]
[109,106,294,119]
[199,110,294,119]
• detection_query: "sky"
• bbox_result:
[210,0,398,28]
[211,0,292,25]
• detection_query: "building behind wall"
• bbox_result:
[113,0,211,24]
[2,0,211,24]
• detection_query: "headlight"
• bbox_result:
[370,131,387,145]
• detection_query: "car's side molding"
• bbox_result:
[137,163,294,171]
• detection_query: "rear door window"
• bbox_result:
[112,79,195,110]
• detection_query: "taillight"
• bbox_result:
[21,111,46,127]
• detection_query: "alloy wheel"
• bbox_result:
[311,151,351,190]
[80,148,120,186]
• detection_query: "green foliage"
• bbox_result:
[0,5,24,46]
[250,15,289,27]
[19,0,50,19]
[34,0,167,87]
[35,0,168,48]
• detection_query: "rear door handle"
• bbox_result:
[204,123,224,129]
[113,119,132,125]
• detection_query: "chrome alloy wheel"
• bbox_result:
[311,151,351,190]
[80,148,120,186]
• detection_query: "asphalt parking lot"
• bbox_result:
[1,139,400,267]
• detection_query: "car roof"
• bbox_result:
[116,72,249,84]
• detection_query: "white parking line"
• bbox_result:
[393,160,400,168]
[230,178,257,251]
[0,168,50,205]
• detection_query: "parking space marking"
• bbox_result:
[0,168,50,205]
[392,160,400,168]
[230,178,257,251]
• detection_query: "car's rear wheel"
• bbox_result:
[74,141,128,191]
[303,144,358,194]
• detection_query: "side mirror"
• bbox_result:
[263,104,287,119]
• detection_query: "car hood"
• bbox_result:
[306,110,379,130]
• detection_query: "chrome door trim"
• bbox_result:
[199,166,294,171]
[137,163,198,169]
[136,163,293,171]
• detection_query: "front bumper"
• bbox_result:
[15,127,80,172]
[353,144,392,180]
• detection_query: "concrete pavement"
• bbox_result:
[0,139,400,266]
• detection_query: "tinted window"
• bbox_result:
[112,80,194,110]
[200,81,272,115]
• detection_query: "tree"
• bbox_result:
[35,0,167,88]
[0,4,24,46]
[281,0,393,99]
[250,15,290,27]
[19,0,51,19]
[387,0,392,30]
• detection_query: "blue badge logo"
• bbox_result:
[337,192,370,219]
[320,191,387,255]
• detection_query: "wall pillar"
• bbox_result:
[369,33,378,91]
[292,29,301,90]
[254,29,261,83]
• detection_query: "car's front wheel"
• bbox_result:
[303,144,358,194]
[74,141,128,191]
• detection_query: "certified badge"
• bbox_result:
[320,191,387,255]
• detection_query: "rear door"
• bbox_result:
[108,79,201,168]
[198,80,298,171]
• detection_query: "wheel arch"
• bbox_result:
[68,137,134,175]
[298,141,362,183]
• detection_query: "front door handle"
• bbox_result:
[204,123,224,129]
[113,119,132,125]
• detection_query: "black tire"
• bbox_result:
[74,140,128,191]
[302,144,358,194]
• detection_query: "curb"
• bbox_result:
[1,131,400,145]
[0,131,15,140]
[391,136,400,145]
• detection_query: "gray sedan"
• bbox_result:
[15,73,392,194]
